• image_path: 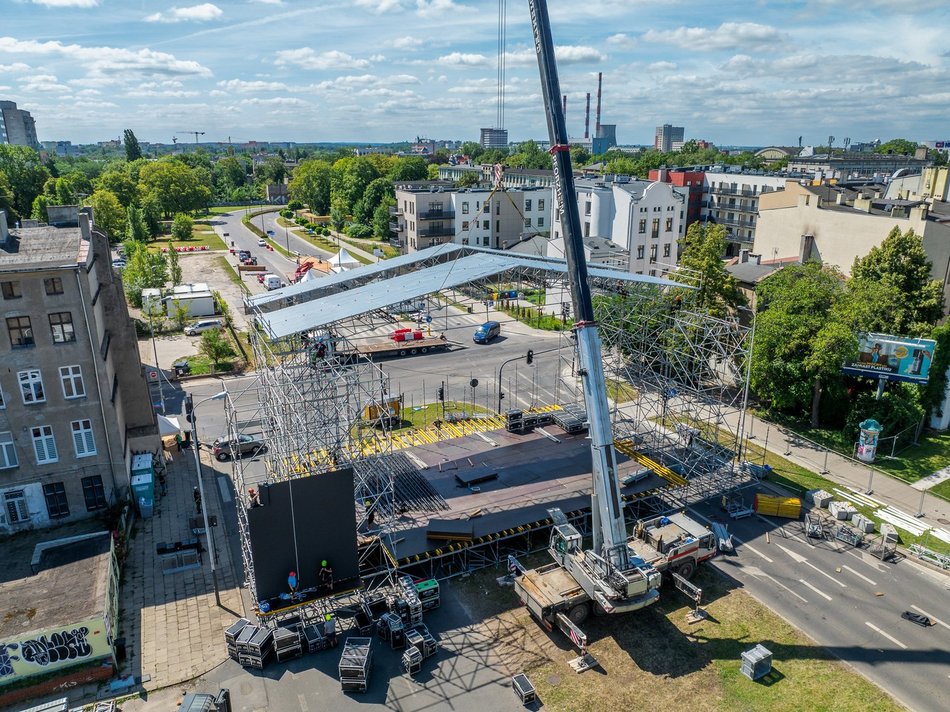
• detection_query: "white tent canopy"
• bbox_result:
[158,414,181,437]
[329,248,361,270]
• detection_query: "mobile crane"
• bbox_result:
[512,0,711,663]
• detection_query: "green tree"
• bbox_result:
[373,196,396,239]
[171,213,194,241]
[198,329,236,371]
[850,226,944,335]
[460,141,484,161]
[329,194,347,232]
[751,262,856,425]
[139,159,211,217]
[95,168,140,208]
[169,298,190,330]
[288,159,334,215]
[676,223,746,317]
[121,240,169,307]
[0,171,14,218]
[87,189,126,242]
[30,194,52,221]
[875,138,919,156]
[255,156,287,185]
[390,157,428,181]
[124,129,143,162]
[332,156,381,215]
[456,171,480,188]
[167,245,182,286]
[507,140,552,170]
[353,177,395,224]
[426,164,440,180]
[126,205,149,242]
[0,144,51,219]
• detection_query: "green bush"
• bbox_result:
[345,223,373,238]
[171,213,193,241]
[280,209,293,219]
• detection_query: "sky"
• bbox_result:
[1,0,948,147]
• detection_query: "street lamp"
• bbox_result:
[185,390,227,606]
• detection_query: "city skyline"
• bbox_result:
[2,0,948,146]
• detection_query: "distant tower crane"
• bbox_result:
[177,131,206,146]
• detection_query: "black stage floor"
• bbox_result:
[384,427,668,565]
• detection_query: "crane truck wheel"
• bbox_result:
[674,561,696,580]
[568,602,590,625]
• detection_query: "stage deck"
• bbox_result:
[384,427,670,566]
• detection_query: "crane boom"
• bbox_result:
[527,0,628,569]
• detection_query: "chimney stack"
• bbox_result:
[595,72,603,136]
[584,93,591,139]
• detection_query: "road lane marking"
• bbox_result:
[743,565,809,603]
[734,537,774,563]
[216,475,232,503]
[841,564,876,586]
[775,543,807,563]
[803,560,847,588]
[910,605,950,631]
[865,621,907,650]
[799,579,832,601]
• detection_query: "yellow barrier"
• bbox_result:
[754,494,801,519]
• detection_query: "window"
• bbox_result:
[638,219,646,234]
[43,482,69,519]
[524,218,532,228]
[32,425,58,464]
[537,217,544,227]
[482,220,489,230]
[663,244,671,258]
[650,244,658,262]
[461,202,469,214]
[44,277,64,295]
[636,245,645,259]
[71,419,96,457]
[49,312,76,343]
[525,199,532,211]
[651,218,660,239]
[538,199,545,210]
[82,475,107,511]
[5,490,29,523]
[100,331,111,359]
[584,222,590,237]
[584,201,591,216]
[7,316,34,348]
[462,221,469,231]
[18,370,45,404]
[1,281,22,299]
[665,217,673,232]
[0,387,4,409]
[0,432,17,469]
[482,203,489,213]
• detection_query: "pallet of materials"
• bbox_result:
[753,494,801,519]
[415,579,441,610]
[828,500,857,520]
[852,513,876,534]
[806,489,833,508]
[339,637,373,693]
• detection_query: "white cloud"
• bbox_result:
[356,0,404,12]
[31,0,98,7]
[0,36,212,78]
[506,46,604,67]
[649,61,677,72]
[245,97,309,107]
[437,52,489,67]
[0,62,31,72]
[391,36,422,50]
[643,22,783,51]
[274,48,370,70]
[126,87,200,98]
[416,0,458,17]
[21,74,70,92]
[249,0,283,5]
[606,33,635,49]
[217,78,289,92]
[369,54,386,62]
[145,4,223,24]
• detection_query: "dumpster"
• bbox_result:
[131,453,155,518]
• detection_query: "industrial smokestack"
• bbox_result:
[595,72,602,136]
[584,92,591,139]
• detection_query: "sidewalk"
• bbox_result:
[118,445,244,692]
[726,409,950,528]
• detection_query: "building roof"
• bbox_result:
[255,248,685,339]
[0,225,84,272]
[0,532,112,638]
[726,259,788,285]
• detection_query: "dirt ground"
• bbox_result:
[456,566,901,712]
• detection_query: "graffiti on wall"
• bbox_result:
[20,628,92,667]
[0,643,19,677]
[0,619,110,684]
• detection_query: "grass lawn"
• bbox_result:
[213,255,243,286]
[523,288,545,306]
[395,401,494,430]
[606,377,638,404]
[150,231,226,252]
[454,565,900,712]
[501,304,570,332]
[183,354,235,376]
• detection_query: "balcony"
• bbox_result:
[389,221,404,233]
[419,226,455,238]
[418,210,455,220]
[710,186,757,197]
[388,206,403,216]
[718,217,756,229]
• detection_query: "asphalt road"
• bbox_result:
[689,497,950,712]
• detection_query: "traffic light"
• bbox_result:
[185,394,195,424]
[526,349,534,365]
[437,385,445,401]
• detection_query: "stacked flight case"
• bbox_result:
[339,637,373,693]
[273,626,303,663]
[377,612,405,649]
[415,579,441,611]
[397,576,424,626]
[237,626,274,670]
[224,618,251,661]
[302,623,330,653]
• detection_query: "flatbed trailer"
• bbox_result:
[630,512,717,580]
[343,335,451,359]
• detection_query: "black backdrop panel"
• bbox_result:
[247,467,358,601]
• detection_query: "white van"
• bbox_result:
[184,318,223,336]
[264,274,282,290]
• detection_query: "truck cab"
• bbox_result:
[629,512,717,579]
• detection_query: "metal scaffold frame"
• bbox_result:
[229,252,751,597]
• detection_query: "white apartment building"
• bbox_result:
[702,171,790,256]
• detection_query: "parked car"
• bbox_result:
[183,318,223,336]
[242,256,258,266]
[257,273,266,284]
[238,249,250,260]
[111,259,126,270]
[212,433,266,462]
[258,238,267,246]
[473,321,501,344]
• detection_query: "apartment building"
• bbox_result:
[702,172,790,256]
[0,100,40,151]
[0,209,158,533]
[391,185,553,253]
[655,124,684,153]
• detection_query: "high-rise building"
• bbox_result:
[479,128,508,150]
[654,124,684,153]
[0,101,40,151]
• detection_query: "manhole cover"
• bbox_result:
[938,518,950,526]
[547,674,562,686]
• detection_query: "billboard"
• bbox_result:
[842,333,937,384]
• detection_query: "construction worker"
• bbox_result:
[324,613,337,647]
[365,499,375,530]
[287,571,298,598]
[193,487,202,514]
[318,560,334,595]
[248,488,262,508]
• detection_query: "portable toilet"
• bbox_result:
[131,453,155,518]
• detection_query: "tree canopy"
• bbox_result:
[123,129,142,162]
[676,223,746,317]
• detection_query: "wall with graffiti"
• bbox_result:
[0,617,113,685]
